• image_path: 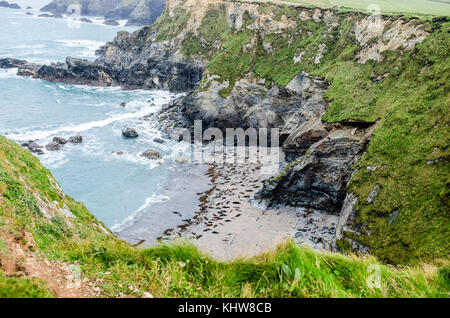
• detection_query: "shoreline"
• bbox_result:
[116,146,339,261]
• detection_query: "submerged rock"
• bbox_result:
[122,128,138,139]
[141,149,162,160]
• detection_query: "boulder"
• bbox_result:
[141,149,162,160]
[52,137,67,145]
[68,133,83,144]
[122,128,138,139]
[17,67,38,77]
[45,141,61,151]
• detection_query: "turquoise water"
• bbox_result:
[0,2,188,229]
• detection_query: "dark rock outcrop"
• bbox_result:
[155,72,329,146]
[36,57,114,86]
[2,27,203,92]
[122,128,138,138]
[255,124,375,214]
[21,141,44,155]
[96,28,205,91]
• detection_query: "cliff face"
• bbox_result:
[40,0,166,25]
[99,0,449,264]
[5,0,448,264]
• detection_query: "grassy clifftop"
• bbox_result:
[232,0,450,17]
[0,136,449,297]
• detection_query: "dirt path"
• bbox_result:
[0,226,96,298]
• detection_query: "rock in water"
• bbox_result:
[68,134,83,144]
[153,138,165,144]
[21,141,44,155]
[104,19,119,26]
[45,141,61,151]
[53,137,67,145]
[120,102,126,107]
[122,128,138,139]
[141,150,162,160]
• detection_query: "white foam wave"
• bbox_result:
[0,68,18,78]
[111,194,170,232]
[41,151,69,169]
[55,39,105,58]
[10,44,46,49]
[8,107,158,141]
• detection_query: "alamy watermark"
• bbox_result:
[169,120,282,175]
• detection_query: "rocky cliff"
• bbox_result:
[3,0,449,264]
[103,0,449,264]
[40,0,166,25]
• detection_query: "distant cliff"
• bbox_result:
[40,0,165,25]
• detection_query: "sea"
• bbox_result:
[0,1,196,234]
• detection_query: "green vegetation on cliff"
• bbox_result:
[1,136,448,297]
[149,3,450,264]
